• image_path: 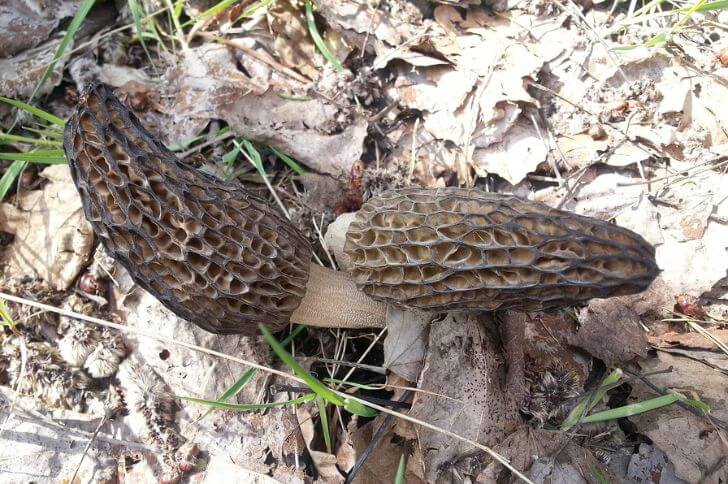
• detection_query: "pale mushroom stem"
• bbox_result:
[290,264,387,329]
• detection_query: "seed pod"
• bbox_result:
[344,187,659,312]
[63,83,312,335]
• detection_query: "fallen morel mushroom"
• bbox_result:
[64,83,659,335]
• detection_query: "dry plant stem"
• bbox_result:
[290,264,386,329]
[0,291,533,484]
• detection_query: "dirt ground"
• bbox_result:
[0,0,727,482]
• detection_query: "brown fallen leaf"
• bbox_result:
[222,91,368,176]
[480,426,617,482]
[268,1,323,80]
[411,313,520,482]
[570,298,650,367]
[630,350,728,483]
[647,329,728,351]
[674,293,708,319]
[0,165,93,290]
[383,306,430,382]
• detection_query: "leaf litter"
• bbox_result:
[0,0,727,482]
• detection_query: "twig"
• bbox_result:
[70,413,109,483]
[344,390,413,484]
[199,32,311,85]
[312,357,386,375]
[178,130,235,159]
[617,157,728,186]
[530,113,563,184]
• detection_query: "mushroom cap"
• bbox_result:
[64,82,312,335]
[344,187,659,312]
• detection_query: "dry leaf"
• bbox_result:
[571,298,650,367]
[346,409,421,484]
[222,91,368,176]
[472,118,548,184]
[412,313,519,482]
[627,444,683,483]
[0,37,68,100]
[0,165,93,290]
[166,44,263,119]
[114,266,299,473]
[630,351,728,483]
[202,458,282,483]
[383,306,430,382]
[268,2,323,80]
[648,329,728,351]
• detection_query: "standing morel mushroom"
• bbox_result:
[64,83,659,335]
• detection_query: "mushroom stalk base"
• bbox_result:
[290,264,387,329]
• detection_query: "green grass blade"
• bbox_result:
[323,378,383,391]
[24,126,64,140]
[0,97,65,127]
[28,0,97,104]
[172,0,185,20]
[343,397,379,417]
[167,134,208,152]
[240,139,264,174]
[127,0,155,63]
[0,150,66,164]
[234,0,275,22]
[184,0,240,26]
[215,325,305,403]
[259,324,344,407]
[277,93,313,101]
[395,454,407,484]
[0,160,27,200]
[561,369,622,431]
[222,142,241,179]
[176,392,315,411]
[683,397,711,414]
[270,146,305,175]
[590,465,610,484]
[0,133,62,147]
[0,297,16,330]
[167,126,231,151]
[693,0,728,11]
[580,393,684,424]
[317,396,332,453]
[304,0,344,72]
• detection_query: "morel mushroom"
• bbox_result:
[64,83,659,335]
[344,188,658,312]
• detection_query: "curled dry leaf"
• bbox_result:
[166,44,265,119]
[0,37,69,101]
[0,0,72,57]
[0,165,94,290]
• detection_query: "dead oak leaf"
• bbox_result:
[0,165,93,290]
